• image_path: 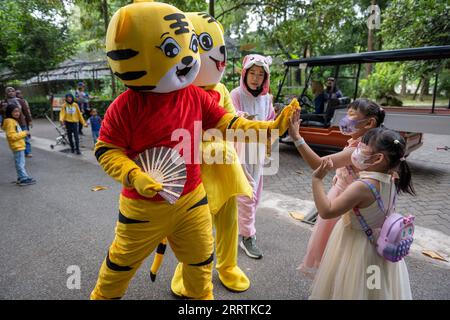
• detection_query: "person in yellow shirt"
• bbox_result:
[59,93,87,155]
[2,105,36,186]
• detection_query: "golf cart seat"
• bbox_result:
[300,97,350,128]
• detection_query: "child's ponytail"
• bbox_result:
[396,159,415,196]
[362,127,416,196]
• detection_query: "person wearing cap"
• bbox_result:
[230,54,276,259]
[325,77,343,100]
[75,81,94,136]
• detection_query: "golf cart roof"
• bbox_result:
[284,45,450,67]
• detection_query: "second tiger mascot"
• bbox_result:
[170,12,252,293]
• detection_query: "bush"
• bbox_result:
[28,99,113,118]
[359,63,402,100]
[29,102,51,118]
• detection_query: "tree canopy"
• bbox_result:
[2,0,448,102]
[0,0,73,80]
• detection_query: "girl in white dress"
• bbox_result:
[309,127,414,299]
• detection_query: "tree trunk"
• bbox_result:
[419,77,430,101]
[209,0,215,17]
[401,73,407,96]
[101,0,116,97]
[303,43,309,58]
[365,0,377,77]
[413,77,422,100]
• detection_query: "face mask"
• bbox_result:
[339,116,367,135]
[351,143,381,170]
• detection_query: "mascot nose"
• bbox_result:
[182,56,193,66]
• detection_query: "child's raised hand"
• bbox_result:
[312,158,333,180]
[288,108,301,140]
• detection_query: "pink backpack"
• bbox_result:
[353,179,415,262]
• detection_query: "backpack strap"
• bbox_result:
[358,179,387,214]
[353,206,376,243]
[352,179,388,244]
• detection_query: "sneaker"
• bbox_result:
[25,154,33,158]
[18,178,36,186]
[76,150,82,155]
[240,236,263,259]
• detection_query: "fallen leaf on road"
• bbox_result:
[296,170,303,175]
[422,250,448,262]
[289,211,305,221]
[91,186,108,192]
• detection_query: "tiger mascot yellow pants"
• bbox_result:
[170,139,251,295]
[90,183,214,300]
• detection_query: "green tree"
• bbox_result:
[0,0,73,80]
[381,0,450,100]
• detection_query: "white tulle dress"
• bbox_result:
[309,171,412,300]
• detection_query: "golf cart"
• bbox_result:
[275,45,450,154]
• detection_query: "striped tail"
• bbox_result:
[150,238,168,282]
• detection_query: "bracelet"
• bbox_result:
[294,137,306,147]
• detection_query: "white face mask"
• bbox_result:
[351,143,382,170]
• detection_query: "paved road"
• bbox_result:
[0,129,449,300]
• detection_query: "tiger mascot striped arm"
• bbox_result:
[94,140,163,198]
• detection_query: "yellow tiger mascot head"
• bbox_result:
[185,12,226,87]
[106,0,200,93]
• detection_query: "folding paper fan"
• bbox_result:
[134,147,186,204]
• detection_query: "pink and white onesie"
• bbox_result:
[230,54,275,238]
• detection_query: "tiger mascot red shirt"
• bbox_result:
[99,87,227,201]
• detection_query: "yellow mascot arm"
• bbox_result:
[95,140,163,197]
[221,85,237,114]
[215,98,300,138]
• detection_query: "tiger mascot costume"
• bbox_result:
[91,0,299,300]
[172,12,252,293]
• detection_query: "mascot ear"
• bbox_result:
[114,8,130,43]
[265,56,273,66]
